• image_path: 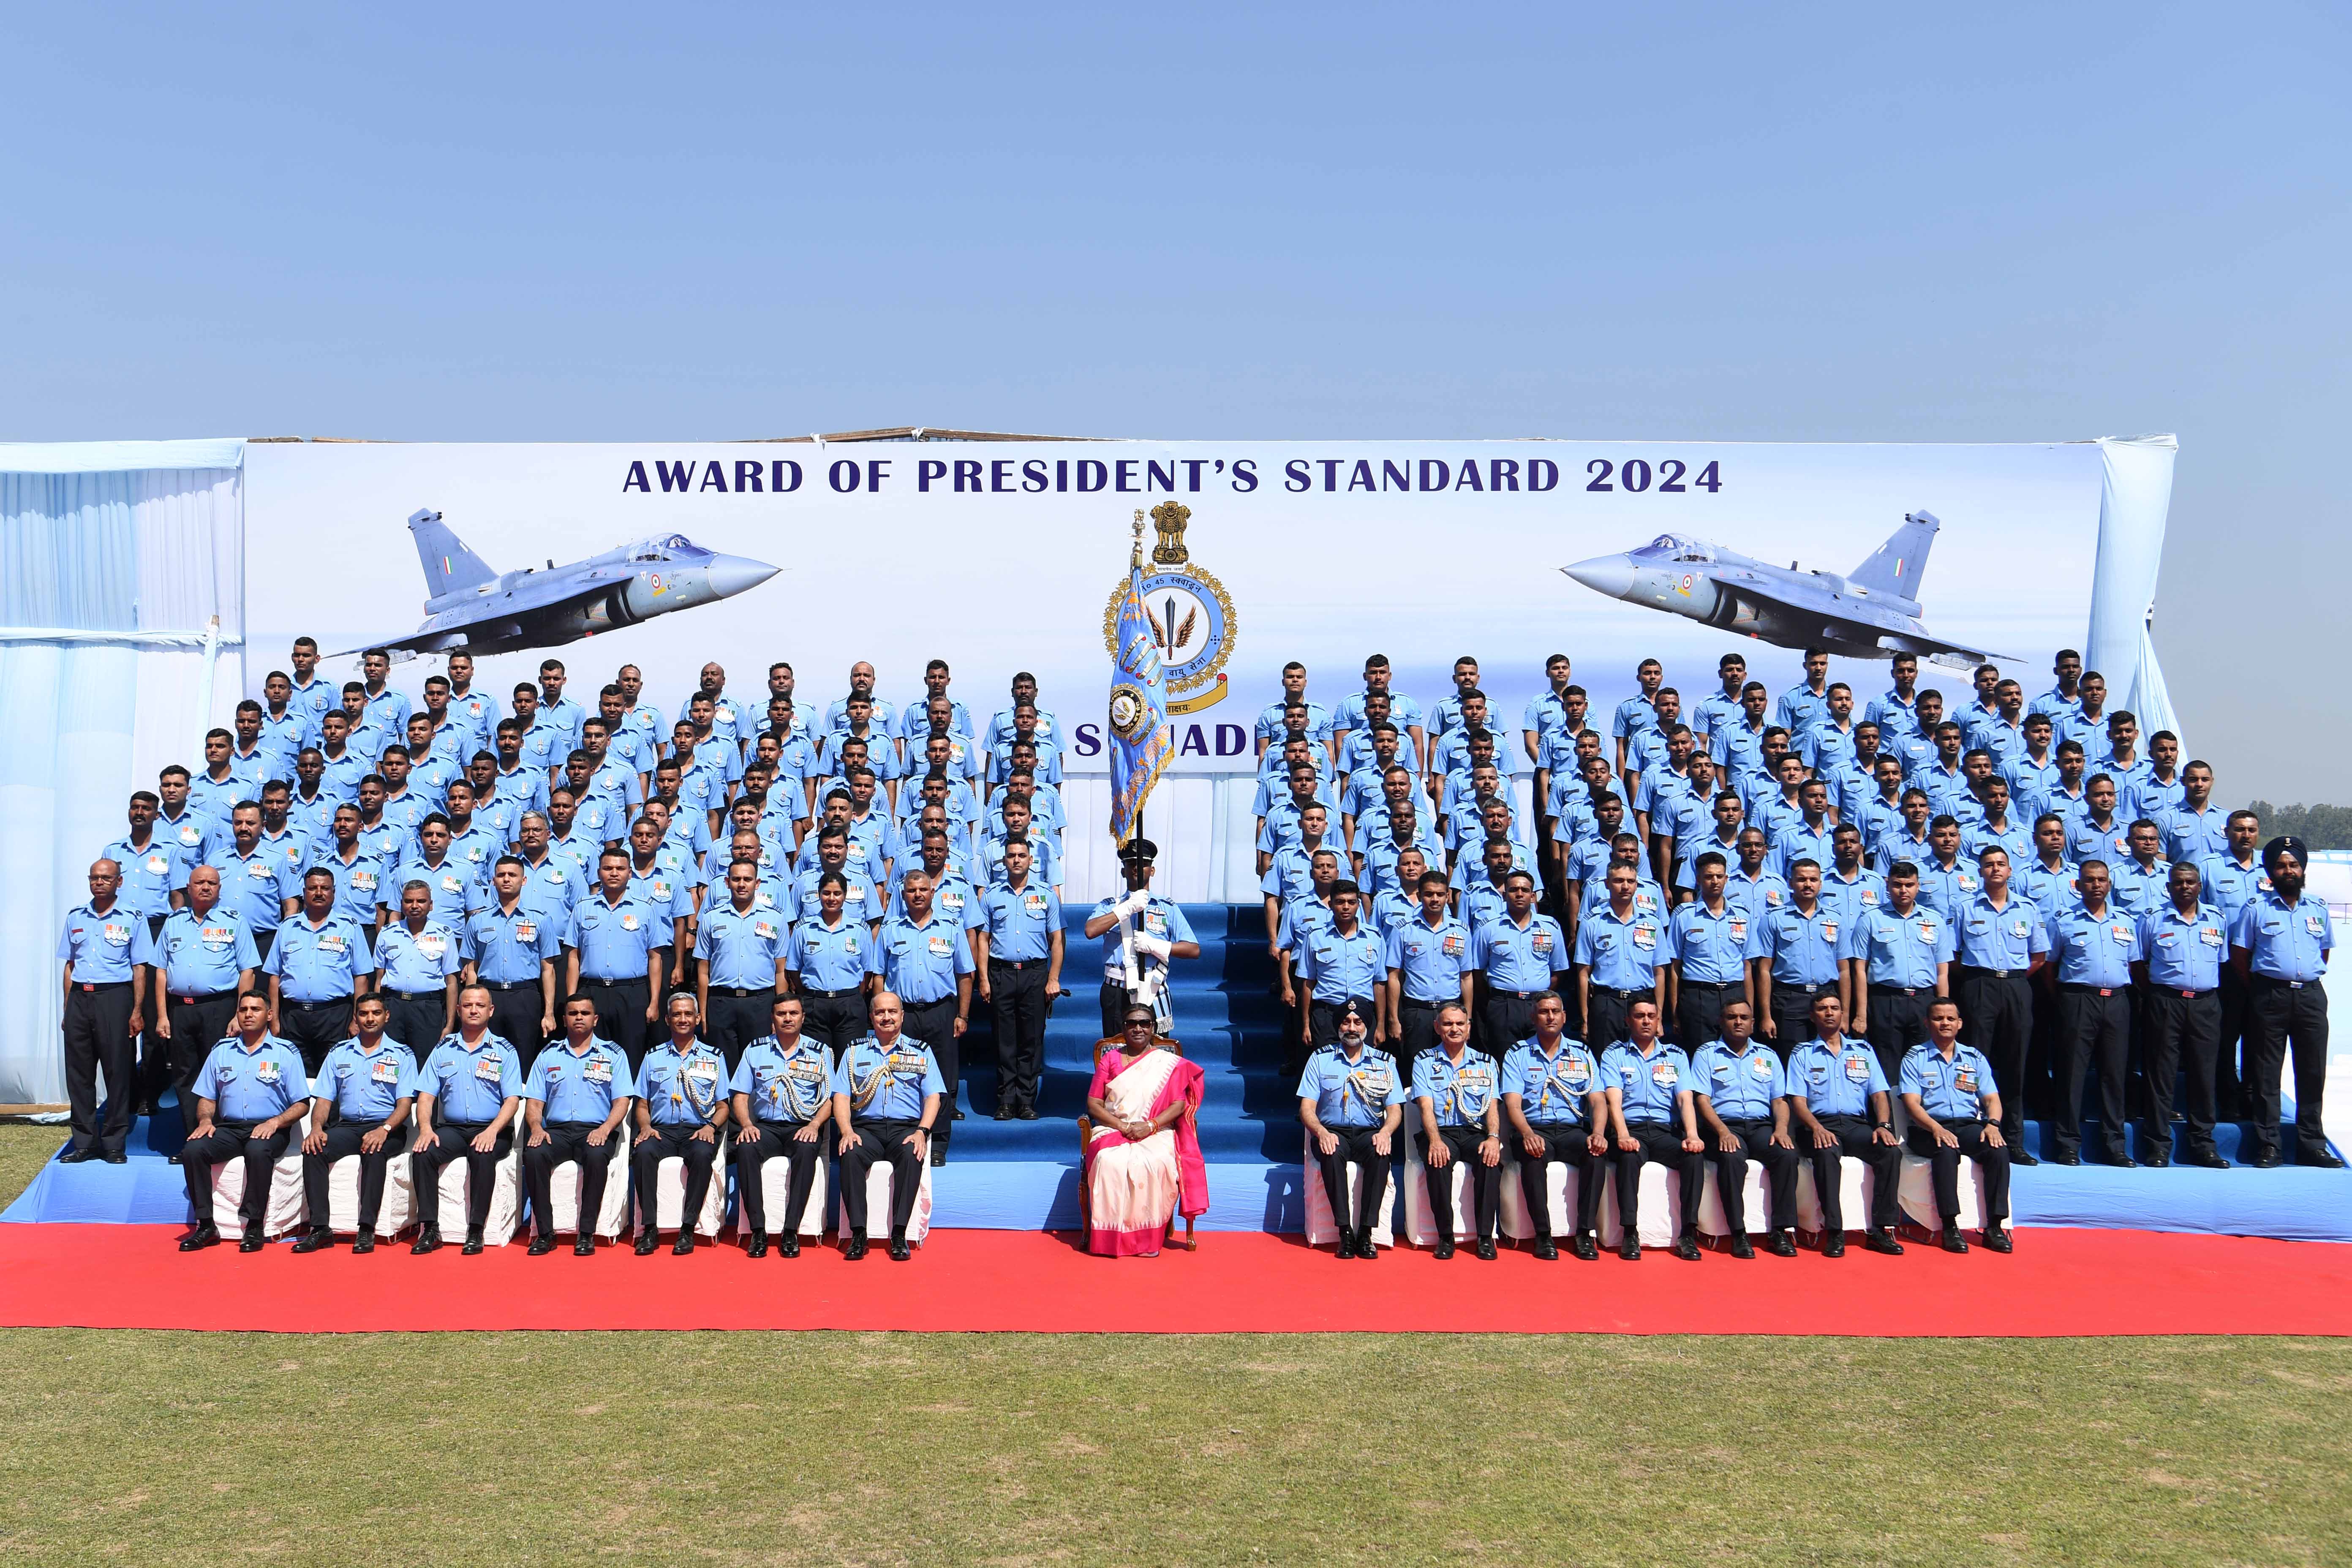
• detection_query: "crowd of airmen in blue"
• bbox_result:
[54,642,1192,1259]
[1257,648,2336,1259]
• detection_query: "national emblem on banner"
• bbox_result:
[1101,501,1237,716]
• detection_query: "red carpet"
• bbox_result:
[0,1226,2346,1335]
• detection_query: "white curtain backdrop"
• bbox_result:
[0,441,245,1105]
[2086,433,2180,742]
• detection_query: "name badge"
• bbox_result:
[370,1059,401,1083]
[473,1056,504,1082]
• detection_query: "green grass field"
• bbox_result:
[1,1122,2347,1567]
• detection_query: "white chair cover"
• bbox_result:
[1401,1136,1483,1247]
[540,1132,632,1240]
[1301,1130,1396,1250]
[751,1146,831,1239]
[856,1154,932,1245]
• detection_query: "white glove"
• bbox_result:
[1134,933,1173,962]
[1117,889,1152,919]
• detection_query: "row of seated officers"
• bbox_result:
[175,983,944,1261]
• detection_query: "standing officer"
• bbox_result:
[462,856,561,1064]
[291,992,417,1254]
[694,860,788,1071]
[1899,999,2015,1253]
[1841,861,1950,1084]
[1082,840,1199,1036]
[1499,991,1608,1260]
[2232,837,2342,1168]
[627,992,729,1255]
[2044,860,2140,1166]
[409,983,525,1255]
[209,803,300,966]
[2133,862,2230,1168]
[2200,808,2268,1121]
[176,992,309,1251]
[147,863,259,1124]
[869,869,975,1165]
[1296,881,1389,1066]
[785,870,876,1054]
[58,860,152,1163]
[1410,1001,1503,1259]
[1751,860,1843,1056]
[1952,847,2048,1162]
[1690,998,1801,1257]
[564,850,669,1071]
[974,840,1064,1118]
[1385,871,1475,1062]
[1785,994,1905,1255]
[1573,864,1664,1048]
[1298,999,1405,1260]
[1666,852,1751,1050]
[730,994,836,1256]
[266,868,377,1074]
[519,994,633,1255]
[1598,999,1706,1261]
[833,992,945,1261]
[373,880,460,1054]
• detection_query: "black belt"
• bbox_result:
[2060,983,2126,996]
[1399,998,1442,1009]
[1958,965,2023,980]
[989,958,1044,970]
[1868,984,1928,997]
[898,995,954,1008]
[283,997,349,1011]
[1592,987,1648,1000]
[2251,975,2312,990]
[1780,983,1825,995]
[382,988,444,1001]
[1491,989,1544,1000]
[170,990,236,1005]
[801,986,861,998]
[71,981,132,994]
[2161,988,2216,999]
[710,986,774,998]
[1680,980,1738,992]
[480,980,538,992]
[581,976,648,988]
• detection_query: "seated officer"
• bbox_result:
[1785,994,1905,1257]
[520,994,634,1256]
[1297,999,1405,1260]
[832,991,946,1261]
[409,982,525,1255]
[730,994,838,1257]
[1690,999,1801,1258]
[1410,1002,1503,1259]
[1499,990,1609,1260]
[178,991,310,1252]
[1598,999,1706,1261]
[629,991,730,1255]
[1899,998,2015,1254]
[292,993,417,1254]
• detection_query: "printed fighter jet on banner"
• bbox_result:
[1562,510,2001,670]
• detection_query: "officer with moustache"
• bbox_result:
[1899,999,2015,1253]
[177,991,309,1252]
[1411,1002,1503,1259]
[1298,999,1405,1260]
[291,993,416,1254]
[1500,991,1609,1260]
[2232,837,2343,1168]
[870,868,975,1164]
[1690,998,1801,1257]
[409,983,525,1255]
[629,992,731,1255]
[730,995,838,1256]
[147,863,259,1126]
[832,992,945,1261]
[520,994,634,1255]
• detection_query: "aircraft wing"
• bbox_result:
[1719,574,2004,668]
[324,572,611,660]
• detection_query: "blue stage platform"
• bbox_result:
[8,906,2350,1241]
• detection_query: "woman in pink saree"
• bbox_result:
[1082,1009,1209,1256]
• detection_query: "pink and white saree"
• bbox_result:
[1082,1046,1208,1257]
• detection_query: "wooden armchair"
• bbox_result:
[1076,1035,1199,1251]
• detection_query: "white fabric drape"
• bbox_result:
[2086,433,2180,742]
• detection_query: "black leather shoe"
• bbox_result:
[2051,1152,2082,1167]
[1618,1237,1642,1261]
[1354,1230,1378,1260]
[1016,1108,1037,1121]
[1432,1238,1455,1260]
[2187,1150,2230,1169]
[1940,1223,1969,1254]
[572,1237,596,1257]
[59,1148,97,1165]
[2108,1154,2138,1169]
[411,1226,443,1255]
[2142,1151,2172,1168]
[1864,1229,1905,1256]
[291,1228,332,1254]
[1822,1233,1847,1258]
[1670,1234,1702,1262]
[1766,1230,1797,1258]
[1530,1236,1558,1260]
[888,1237,912,1261]
[2008,1148,2039,1167]
[1982,1225,2013,1253]
[672,1234,695,1256]
[1572,1233,1599,1261]
[166,1152,184,1165]
[2302,1149,2348,1170]
[240,1230,265,1252]
[777,1235,800,1258]
[843,1233,869,1260]
[178,1222,219,1252]
[930,1146,946,1168]
[1729,1234,1754,1259]
[102,1152,127,1165]
[526,1236,556,1256]
[2253,1149,2282,1169]
[634,1233,660,1255]
[1475,1238,1497,1260]
[461,1232,485,1256]
[745,1230,768,1259]
[1332,1232,1356,1260]
[952,1109,965,1120]
[351,1232,376,1255]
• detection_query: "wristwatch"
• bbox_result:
[916,1124,934,1135]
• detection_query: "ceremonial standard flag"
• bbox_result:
[1106,543,1174,846]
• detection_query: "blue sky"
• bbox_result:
[4,3,2345,795]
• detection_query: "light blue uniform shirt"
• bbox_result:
[1900,1042,1998,1121]
[785,915,873,991]
[283,678,337,743]
[1478,912,1572,991]
[1088,896,1194,986]
[565,890,673,982]
[1914,856,1981,920]
[2018,860,2080,920]
[2140,902,2228,992]
[731,1036,835,1122]
[1788,1036,1887,1118]
[1385,913,1473,1003]
[698,901,790,991]
[1818,865,1889,928]
[1412,1047,1499,1128]
[2065,811,2132,869]
[833,1035,945,1121]
[389,854,477,924]
[461,901,560,985]
[419,1032,524,1122]
[1256,699,1334,747]
[1296,1043,1405,1127]
[265,912,376,1002]
[1298,921,1387,1002]
[2162,805,2230,866]
[2046,903,2142,988]
[1692,1040,1787,1120]
[1723,868,1792,927]
[57,900,156,983]
[1952,891,2049,971]
[2108,856,2174,917]
[1572,905,1664,991]
[1276,894,1337,956]
[152,907,260,996]
[1668,900,1753,985]
[193,1035,310,1121]
[373,918,462,994]
[312,1036,420,1122]
[1775,682,1830,735]
[978,880,1059,962]
[185,767,253,825]
[1611,694,1660,748]
[795,865,881,927]
[2232,891,2333,983]
[1710,719,1770,783]
[1501,1038,1601,1124]
[1754,903,1842,987]
[155,806,230,864]
[1864,689,1922,743]
[308,847,390,925]
[523,1038,632,1123]
[869,912,973,1004]
[1840,902,1951,989]
[2196,855,2270,926]
[1601,1040,1693,1124]
[206,844,300,934]
[102,833,183,920]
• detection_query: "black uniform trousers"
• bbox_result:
[1904,1120,2011,1223]
[988,960,1049,1114]
[840,1118,925,1236]
[1765,984,1824,1059]
[2140,988,2221,1159]
[411,1120,513,1233]
[1674,981,1737,1050]
[1864,987,1934,1086]
[1708,1118,1800,1234]
[300,1119,412,1234]
[278,998,352,1075]
[2213,964,2250,1118]
[522,1122,618,1241]
[2245,976,2332,1162]
[1517,1122,1606,1237]
[1396,999,1446,1062]
[1614,1120,1704,1236]
[1957,969,2034,1146]
[900,996,960,1148]
[2052,985,2132,1161]
[630,1124,719,1234]
[799,989,866,1056]
[1416,1123,1500,1241]
[1806,1114,1902,1232]
[62,982,137,1157]
[1585,986,1647,1049]
[1476,987,1541,1059]
[578,978,651,1070]
[381,988,450,1059]
[479,983,544,1064]
[181,1120,293,1233]
[1314,1124,1390,1237]
[703,988,775,1073]
[161,990,240,1117]
[732,1120,825,1234]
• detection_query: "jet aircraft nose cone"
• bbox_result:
[1563,553,1636,599]
[706,554,781,599]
